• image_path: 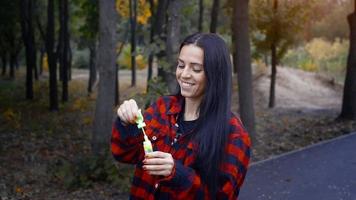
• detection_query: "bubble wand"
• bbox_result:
[135,109,153,153]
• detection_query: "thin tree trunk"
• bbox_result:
[59,0,69,102]
[232,0,256,144]
[268,0,278,108]
[340,6,356,120]
[92,0,117,155]
[68,36,72,81]
[156,0,169,80]
[1,55,6,76]
[147,0,155,91]
[165,0,181,93]
[46,0,58,111]
[210,0,220,33]
[115,64,119,106]
[269,43,277,108]
[20,0,36,99]
[34,55,38,80]
[88,43,97,95]
[130,0,137,87]
[198,0,204,32]
[9,54,15,79]
[39,46,45,75]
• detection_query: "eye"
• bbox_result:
[192,65,203,73]
[177,61,185,69]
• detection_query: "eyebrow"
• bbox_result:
[178,58,203,67]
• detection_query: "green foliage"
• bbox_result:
[250,0,314,62]
[51,155,133,191]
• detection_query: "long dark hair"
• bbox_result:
[178,33,232,197]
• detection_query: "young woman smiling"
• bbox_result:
[111,33,251,199]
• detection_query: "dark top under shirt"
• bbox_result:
[154,118,198,199]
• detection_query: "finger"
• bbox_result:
[145,151,167,158]
[147,170,172,176]
[127,99,139,123]
[143,164,168,171]
[144,158,171,165]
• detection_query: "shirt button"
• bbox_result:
[155,183,159,188]
[152,136,157,141]
[174,123,179,127]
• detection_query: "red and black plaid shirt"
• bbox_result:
[111,95,251,200]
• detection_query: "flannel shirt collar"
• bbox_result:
[166,95,184,116]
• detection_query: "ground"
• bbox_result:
[0,66,355,199]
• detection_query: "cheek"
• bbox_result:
[176,68,181,79]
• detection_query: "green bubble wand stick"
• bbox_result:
[135,109,153,153]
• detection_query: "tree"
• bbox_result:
[92,0,117,155]
[165,0,181,93]
[20,0,36,100]
[210,0,220,33]
[130,0,137,87]
[340,0,356,120]
[232,0,256,144]
[198,0,204,32]
[0,0,22,79]
[46,0,59,111]
[58,0,70,102]
[250,0,310,108]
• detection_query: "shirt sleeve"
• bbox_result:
[158,118,251,199]
[111,116,145,164]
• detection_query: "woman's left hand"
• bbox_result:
[143,151,174,177]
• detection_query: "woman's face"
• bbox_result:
[176,44,206,102]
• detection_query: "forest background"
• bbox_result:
[0,0,355,199]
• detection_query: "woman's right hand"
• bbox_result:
[117,99,139,125]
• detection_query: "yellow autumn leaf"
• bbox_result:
[116,0,151,25]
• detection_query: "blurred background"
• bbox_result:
[0,0,355,199]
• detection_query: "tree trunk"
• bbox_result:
[269,43,277,108]
[156,0,169,80]
[92,0,117,156]
[39,46,45,75]
[232,0,256,144]
[115,64,119,106]
[198,0,204,32]
[1,55,6,76]
[268,0,278,108]
[147,0,156,91]
[9,54,15,79]
[88,42,97,95]
[59,0,69,102]
[130,0,137,87]
[210,0,220,33]
[46,0,58,111]
[68,38,72,81]
[165,0,181,93]
[340,9,356,120]
[20,0,35,99]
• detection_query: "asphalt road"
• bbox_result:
[240,132,356,200]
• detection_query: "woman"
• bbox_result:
[111,33,251,199]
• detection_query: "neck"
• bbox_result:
[184,98,201,121]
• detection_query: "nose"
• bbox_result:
[181,66,191,78]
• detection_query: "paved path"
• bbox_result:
[240,132,356,200]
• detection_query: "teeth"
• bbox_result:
[182,81,193,86]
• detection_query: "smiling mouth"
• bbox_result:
[180,81,194,87]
